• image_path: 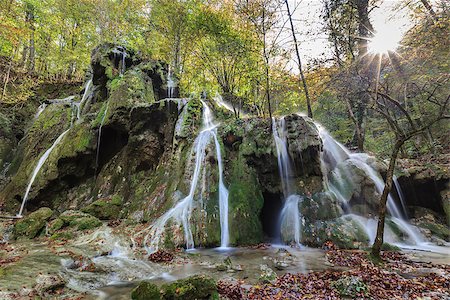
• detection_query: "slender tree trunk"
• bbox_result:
[262,9,272,122]
[2,51,15,101]
[285,0,313,118]
[371,139,403,259]
[352,0,373,152]
[420,0,439,22]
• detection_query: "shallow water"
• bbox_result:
[1,227,448,299]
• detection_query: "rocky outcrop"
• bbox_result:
[396,157,449,224]
[13,207,53,239]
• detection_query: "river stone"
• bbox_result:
[34,274,66,295]
[331,276,368,297]
[160,275,218,300]
[131,281,161,300]
[259,264,277,284]
[13,207,53,239]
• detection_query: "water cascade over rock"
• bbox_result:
[1,43,447,253]
[142,100,229,251]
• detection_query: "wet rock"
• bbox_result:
[284,114,322,177]
[131,281,161,300]
[396,157,449,221]
[302,216,369,249]
[34,274,66,295]
[301,192,343,221]
[259,264,277,283]
[161,275,218,299]
[13,207,53,239]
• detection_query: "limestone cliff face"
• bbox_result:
[1,44,448,248]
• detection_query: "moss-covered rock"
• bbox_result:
[416,221,450,241]
[13,207,53,239]
[301,192,343,221]
[131,281,161,300]
[161,275,218,300]
[331,276,368,297]
[227,156,264,246]
[302,216,369,249]
[55,210,102,231]
[82,195,123,220]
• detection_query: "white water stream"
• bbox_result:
[143,100,229,251]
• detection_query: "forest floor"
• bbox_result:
[0,223,449,299]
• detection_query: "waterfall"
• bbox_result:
[120,52,127,76]
[95,102,110,175]
[143,100,229,251]
[18,128,71,217]
[214,94,235,114]
[167,66,175,98]
[17,87,91,216]
[35,103,47,119]
[272,117,303,246]
[77,79,93,120]
[393,175,408,218]
[272,117,292,197]
[280,195,303,246]
[317,125,425,245]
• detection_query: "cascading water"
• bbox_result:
[167,67,175,98]
[273,117,303,247]
[317,125,425,245]
[95,102,110,175]
[35,103,47,119]
[142,100,229,251]
[18,128,71,217]
[214,94,235,114]
[77,79,93,120]
[280,195,303,246]
[17,78,94,216]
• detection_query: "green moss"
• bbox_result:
[50,231,74,240]
[71,216,102,231]
[381,243,401,251]
[0,266,9,278]
[13,207,53,239]
[57,210,102,231]
[417,222,450,241]
[57,123,93,158]
[82,195,123,220]
[227,155,264,246]
[131,281,161,300]
[48,218,64,234]
[161,275,218,300]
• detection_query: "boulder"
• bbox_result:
[13,207,53,239]
[131,281,161,300]
[160,275,218,300]
[82,195,123,220]
[302,216,369,249]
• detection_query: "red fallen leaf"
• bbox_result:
[148,250,174,263]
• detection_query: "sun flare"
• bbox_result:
[368,25,402,54]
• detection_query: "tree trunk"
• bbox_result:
[262,9,272,122]
[420,0,439,22]
[352,0,373,152]
[371,139,403,259]
[285,0,313,118]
